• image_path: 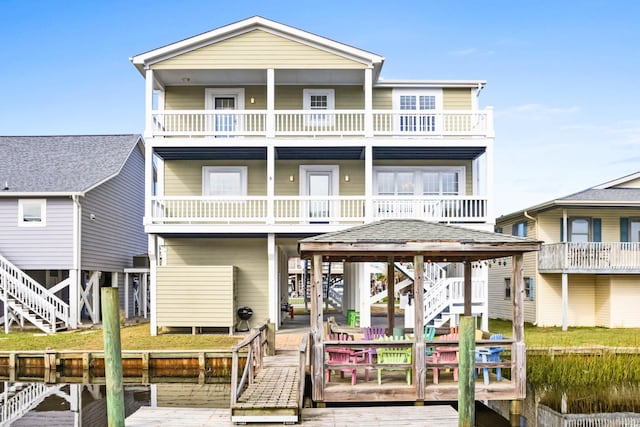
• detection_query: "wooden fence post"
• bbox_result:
[458,315,475,427]
[101,287,125,427]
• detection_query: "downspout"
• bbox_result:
[70,195,82,329]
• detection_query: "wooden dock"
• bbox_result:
[231,350,301,424]
[127,405,458,426]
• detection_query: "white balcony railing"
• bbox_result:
[150,109,493,138]
[149,195,487,225]
[538,242,640,272]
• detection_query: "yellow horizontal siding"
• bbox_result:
[152,30,365,70]
[274,160,365,196]
[164,238,268,325]
[156,265,235,327]
[443,88,472,110]
[610,276,640,327]
[165,86,266,110]
[373,88,392,109]
[164,160,267,196]
[536,274,596,327]
[274,86,363,109]
[594,275,610,327]
[536,208,640,243]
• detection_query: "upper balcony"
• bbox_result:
[146,195,488,233]
[149,108,494,139]
[538,242,640,273]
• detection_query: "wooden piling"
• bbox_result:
[458,315,475,427]
[101,287,125,427]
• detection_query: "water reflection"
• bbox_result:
[2,382,230,427]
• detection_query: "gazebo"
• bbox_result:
[298,219,540,406]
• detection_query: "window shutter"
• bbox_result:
[620,218,629,242]
[529,278,535,301]
[592,218,601,242]
[560,218,565,241]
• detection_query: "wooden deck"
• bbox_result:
[231,350,301,423]
[128,405,458,426]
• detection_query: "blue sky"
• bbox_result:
[2,0,639,216]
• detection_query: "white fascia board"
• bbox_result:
[374,80,487,88]
[593,171,640,189]
[145,223,353,235]
[0,192,81,197]
[497,199,640,223]
[131,16,384,71]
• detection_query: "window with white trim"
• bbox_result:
[504,277,511,299]
[393,89,442,133]
[202,167,247,196]
[375,167,464,196]
[18,199,46,226]
[303,89,335,126]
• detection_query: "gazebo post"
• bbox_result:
[459,259,476,426]
[512,253,526,398]
[386,257,395,335]
[311,254,324,402]
[413,255,425,401]
[463,260,472,317]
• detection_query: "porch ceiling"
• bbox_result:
[154,69,365,86]
[154,146,486,161]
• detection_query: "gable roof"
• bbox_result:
[299,219,540,262]
[498,171,640,222]
[0,135,143,195]
[130,16,384,74]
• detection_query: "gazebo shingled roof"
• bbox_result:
[298,219,540,262]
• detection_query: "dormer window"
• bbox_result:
[18,199,46,227]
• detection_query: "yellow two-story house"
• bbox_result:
[489,172,640,329]
[131,16,495,335]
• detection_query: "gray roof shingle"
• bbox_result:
[559,188,640,202]
[0,135,142,194]
[300,219,534,244]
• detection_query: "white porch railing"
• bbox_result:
[0,253,69,334]
[372,196,487,222]
[423,278,485,328]
[538,242,640,272]
[150,108,493,138]
[150,195,487,225]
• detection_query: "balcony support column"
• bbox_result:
[267,144,275,224]
[561,273,568,331]
[267,233,278,329]
[266,69,275,137]
[145,69,154,137]
[364,67,373,137]
[364,144,373,221]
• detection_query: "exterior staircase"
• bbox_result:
[0,253,70,334]
[370,262,487,329]
[0,382,65,426]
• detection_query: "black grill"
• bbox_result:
[237,307,253,320]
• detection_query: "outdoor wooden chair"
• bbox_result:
[362,326,386,340]
[475,333,504,385]
[326,348,358,385]
[431,332,459,384]
[376,347,412,385]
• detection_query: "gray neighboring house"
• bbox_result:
[0,135,147,333]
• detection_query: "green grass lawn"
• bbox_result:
[0,324,239,352]
[1,319,640,352]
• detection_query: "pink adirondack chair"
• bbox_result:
[326,348,358,385]
[431,332,459,384]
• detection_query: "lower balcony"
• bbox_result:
[148,195,488,231]
[538,242,640,273]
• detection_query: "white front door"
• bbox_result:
[300,165,339,223]
[205,88,245,135]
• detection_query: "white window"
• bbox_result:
[422,171,460,196]
[18,199,46,226]
[202,167,247,196]
[375,167,464,196]
[393,89,442,133]
[376,171,416,196]
[303,89,335,126]
[569,218,590,243]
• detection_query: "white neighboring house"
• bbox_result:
[0,135,147,333]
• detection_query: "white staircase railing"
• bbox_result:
[0,253,69,334]
[0,382,64,426]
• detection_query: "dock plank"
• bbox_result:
[128,405,458,426]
